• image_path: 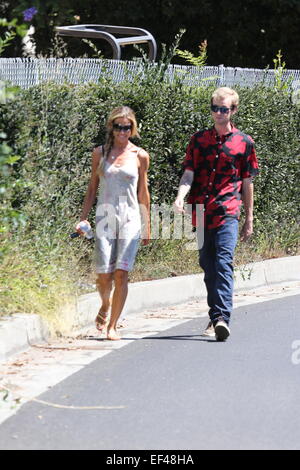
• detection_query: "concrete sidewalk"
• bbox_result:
[1,255,299,362]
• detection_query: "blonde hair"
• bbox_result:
[211,87,239,108]
[98,106,140,175]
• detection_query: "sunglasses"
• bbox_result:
[211,105,234,114]
[113,123,132,132]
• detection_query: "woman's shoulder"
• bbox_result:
[93,144,104,155]
[135,147,150,171]
[92,144,105,160]
[135,146,149,159]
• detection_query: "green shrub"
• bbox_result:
[0,72,299,322]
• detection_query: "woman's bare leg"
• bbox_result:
[95,273,113,330]
[107,269,129,340]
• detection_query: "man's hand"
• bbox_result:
[174,196,185,213]
[141,225,151,246]
[174,170,194,214]
[240,219,253,242]
[241,177,254,242]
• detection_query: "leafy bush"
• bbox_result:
[0,71,299,322]
[0,83,27,257]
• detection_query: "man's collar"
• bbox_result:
[212,123,238,138]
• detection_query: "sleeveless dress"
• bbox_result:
[94,148,142,273]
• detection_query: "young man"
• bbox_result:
[174,87,259,341]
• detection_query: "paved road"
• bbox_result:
[0,294,300,450]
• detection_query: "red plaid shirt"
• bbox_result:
[183,126,259,229]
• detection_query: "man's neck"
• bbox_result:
[214,122,233,136]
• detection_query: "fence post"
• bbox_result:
[218,64,224,86]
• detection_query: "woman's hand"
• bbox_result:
[75,219,89,236]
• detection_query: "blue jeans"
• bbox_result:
[199,218,239,326]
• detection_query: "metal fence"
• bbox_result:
[0,57,299,90]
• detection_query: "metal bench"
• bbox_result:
[55,24,157,61]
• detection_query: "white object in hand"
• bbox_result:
[77,221,94,239]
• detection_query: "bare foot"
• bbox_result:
[107,328,121,341]
[95,310,109,332]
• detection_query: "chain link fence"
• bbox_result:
[0,57,299,92]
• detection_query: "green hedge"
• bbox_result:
[3,77,299,234]
[1,76,299,285]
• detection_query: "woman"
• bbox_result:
[77,106,151,340]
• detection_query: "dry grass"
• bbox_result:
[1,226,298,337]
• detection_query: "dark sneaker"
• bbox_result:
[215,320,230,341]
[202,321,215,337]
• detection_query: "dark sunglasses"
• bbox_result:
[211,104,234,114]
[113,123,132,132]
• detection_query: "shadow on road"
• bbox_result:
[83,334,216,343]
[126,335,216,343]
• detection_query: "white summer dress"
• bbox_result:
[94,148,142,273]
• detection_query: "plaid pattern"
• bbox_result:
[183,126,259,229]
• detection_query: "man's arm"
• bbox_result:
[240,177,254,242]
[174,169,194,213]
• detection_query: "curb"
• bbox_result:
[0,314,50,363]
[75,255,300,326]
[1,255,300,362]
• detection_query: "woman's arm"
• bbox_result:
[137,149,151,245]
[79,147,101,221]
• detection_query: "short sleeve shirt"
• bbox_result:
[183,126,259,229]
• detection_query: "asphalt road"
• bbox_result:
[0,294,300,450]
